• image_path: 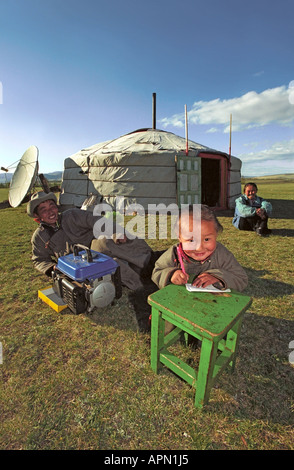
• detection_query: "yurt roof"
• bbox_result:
[72,128,231,159]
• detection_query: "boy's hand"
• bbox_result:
[192,273,220,288]
[171,269,189,285]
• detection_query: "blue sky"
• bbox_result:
[0,0,293,176]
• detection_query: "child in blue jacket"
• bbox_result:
[233,182,272,236]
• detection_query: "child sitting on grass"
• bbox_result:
[152,204,248,292]
[232,182,272,236]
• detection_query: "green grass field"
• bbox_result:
[0,179,293,450]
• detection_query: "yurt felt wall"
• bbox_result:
[227,155,242,209]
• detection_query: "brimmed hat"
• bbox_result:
[27,191,57,217]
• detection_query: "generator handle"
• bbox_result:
[73,244,93,263]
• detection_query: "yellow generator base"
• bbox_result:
[38,286,68,313]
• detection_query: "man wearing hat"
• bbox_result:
[28,191,161,330]
[27,191,102,277]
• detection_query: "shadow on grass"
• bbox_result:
[268,199,294,220]
[216,313,294,427]
[86,288,140,333]
[270,228,294,237]
[243,268,294,297]
[213,199,293,221]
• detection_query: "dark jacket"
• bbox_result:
[31,208,153,290]
[31,209,101,276]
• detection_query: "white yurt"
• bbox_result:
[59,128,242,212]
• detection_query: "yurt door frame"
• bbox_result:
[176,153,228,209]
[199,153,228,209]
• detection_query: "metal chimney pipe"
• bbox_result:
[152,93,156,129]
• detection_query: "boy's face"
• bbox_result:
[179,216,218,261]
[35,199,59,226]
[244,184,257,200]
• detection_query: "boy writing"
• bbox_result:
[152,205,248,292]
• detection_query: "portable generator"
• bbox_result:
[51,244,121,314]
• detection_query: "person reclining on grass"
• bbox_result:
[27,191,162,329]
[152,204,248,292]
[232,182,272,237]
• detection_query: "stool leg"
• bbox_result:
[195,338,218,408]
[226,316,243,372]
[150,308,165,373]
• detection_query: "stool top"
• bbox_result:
[148,284,252,338]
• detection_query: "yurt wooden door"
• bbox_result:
[176,155,201,205]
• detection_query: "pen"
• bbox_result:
[176,243,187,275]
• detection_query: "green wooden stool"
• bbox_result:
[148,284,252,408]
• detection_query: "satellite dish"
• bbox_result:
[8,146,39,208]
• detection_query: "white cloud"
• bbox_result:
[239,139,294,163]
[239,139,294,175]
[241,159,294,177]
[242,141,262,149]
[160,85,294,133]
[160,113,185,129]
[253,71,264,77]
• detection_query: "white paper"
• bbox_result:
[185,283,231,293]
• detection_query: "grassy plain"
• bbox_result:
[0,178,293,450]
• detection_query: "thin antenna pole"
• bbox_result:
[152,93,156,129]
[227,113,232,209]
[229,113,232,156]
[185,104,188,155]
